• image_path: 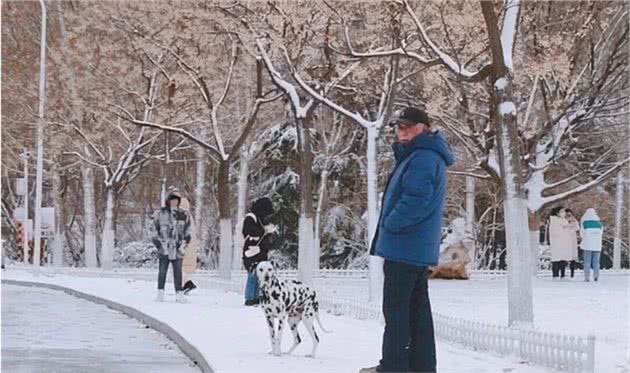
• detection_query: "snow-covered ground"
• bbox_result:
[318,272,630,373]
[0,268,572,373]
[1,284,199,373]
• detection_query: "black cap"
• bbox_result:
[388,107,431,128]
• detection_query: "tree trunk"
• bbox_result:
[233,148,249,271]
[51,160,65,267]
[464,176,476,271]
[493,66,533,327]
[100,186,115,270]
[497,102,533,327]
[296,115,315,285]
[481,0,532,327]
[504,198,533,326]
[217,160,233,278]
[366,125,384,302]
[81,164,97,268]
[314,168,328,270]
[194,154,207,263]
[613,170,625,269]
[497,102,533,326]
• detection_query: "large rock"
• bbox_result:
[430,243,471,280]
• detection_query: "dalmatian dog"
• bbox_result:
[255,261,331,358]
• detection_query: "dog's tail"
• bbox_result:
[315,312,333,333]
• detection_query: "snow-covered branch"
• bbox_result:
[539,155,630,209]
[256,39,314,118]
[401,0,493,81]
[122,117,221,157]
[447,170,492,180]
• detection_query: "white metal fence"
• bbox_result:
[434,314,595,373]
[199,268,629,279]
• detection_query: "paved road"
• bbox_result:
[1,284,200,373]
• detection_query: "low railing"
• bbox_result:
[434,314,595,373]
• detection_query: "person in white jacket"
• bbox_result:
[580,208,604,282]
[564,209,580,278]
[548,207,578,279]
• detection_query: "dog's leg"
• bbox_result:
[285,315,302,355]
[302,317,319,358]
[265,315,277,355]
[274,312,286,356]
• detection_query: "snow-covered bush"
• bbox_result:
[269,250,294,270]
[347,252,369,270]
[113,241,158,268]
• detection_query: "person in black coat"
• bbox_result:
[242,197,276,306]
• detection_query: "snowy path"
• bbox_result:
[2,269,554,373]
[1,284,200,373]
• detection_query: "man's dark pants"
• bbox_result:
[379,260,436,373]
[157,255,183,292]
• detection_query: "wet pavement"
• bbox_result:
[1,284,200,373]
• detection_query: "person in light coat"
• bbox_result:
[179,197,198,295]
[580,208,604,282]
[548,207,577,279]
[564,208,580,278]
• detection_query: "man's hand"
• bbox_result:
[152,238,163,250]
[245,246,261,258]
[264,224,278,234]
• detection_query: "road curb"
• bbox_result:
[2,279,214,373]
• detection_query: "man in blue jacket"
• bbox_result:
[361,107,455,373]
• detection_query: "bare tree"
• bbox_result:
[117,33,279,278]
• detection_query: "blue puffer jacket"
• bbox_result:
[371,131,455,267]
